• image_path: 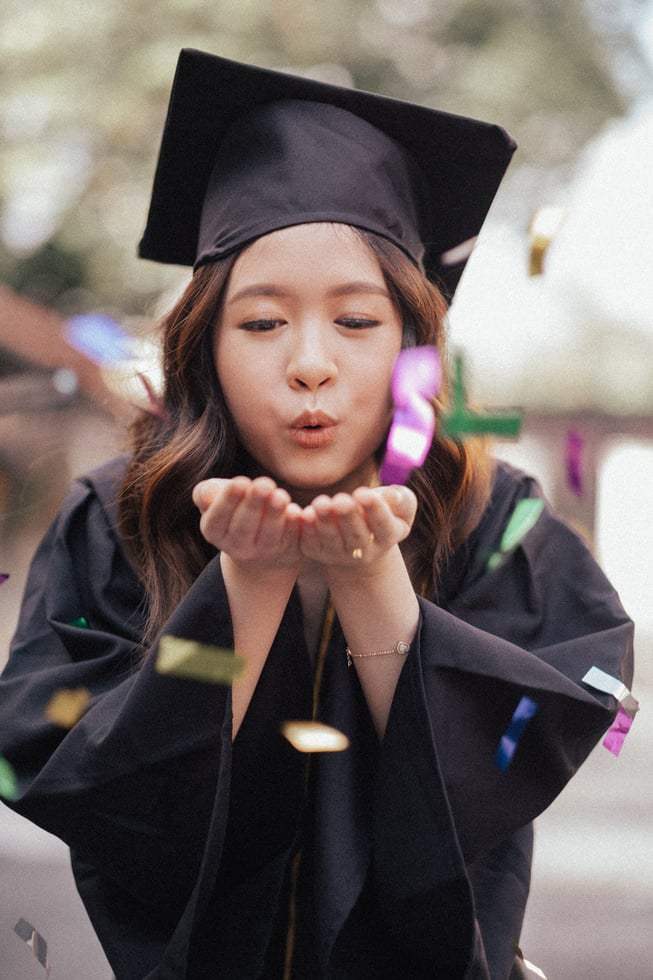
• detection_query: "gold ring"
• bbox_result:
[352,547,364,560]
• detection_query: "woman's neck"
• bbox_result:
[296,565,330,662]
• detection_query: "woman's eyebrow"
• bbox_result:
[227,284,290,304]
[327,281,391,299]
[228,281,391,304]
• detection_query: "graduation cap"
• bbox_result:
[139,49,517,298]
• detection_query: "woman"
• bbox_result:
[0,50,634,979]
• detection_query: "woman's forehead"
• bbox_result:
[225,223,388,294]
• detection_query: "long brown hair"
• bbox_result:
[118,228,492,645]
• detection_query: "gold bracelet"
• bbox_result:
[346,640,410,668]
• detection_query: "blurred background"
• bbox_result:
[1,0,651,976]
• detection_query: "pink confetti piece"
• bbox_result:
[602,706,634,756]
[380,346,441,485]
[582,666,638,755]
[565,429,585,496]
[137,372,168,419]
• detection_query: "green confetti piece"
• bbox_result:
[68,616,89,629]
[439,354,522,441]
[156,635,246,686]
[499,498,545,553]
[0,755,18,801]
[439,410,522,439]
[486,550,506,572]
[486,498,545,571]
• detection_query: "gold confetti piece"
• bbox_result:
[528,205,566,275]
[281,720,350,753]
[156,635,246,685]
[44,687,91,728]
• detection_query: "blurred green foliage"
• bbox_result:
[1,0,651,316]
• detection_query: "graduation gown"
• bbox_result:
[0,456,634,980]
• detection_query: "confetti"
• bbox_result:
[63,313,135,366]
[528,205,565,276]
[380,346,441,485]
[582,665,633,705]
[281,721,350,753]
[68,616,89,629]
[521,959,548,980]
[44,687,91,728]
[0,573,9,585]
[582,665,639,755]
[487,498,545,571]
[495,696,538,771]
[439,354,522,441]
[440,235,478,268]
[137,372,168,419]
[602,707,634,757]
[512,943,548,979]
[14,918,51,975]
[156,635,246,685]
[0,755,18,800]
[565,429,585,496]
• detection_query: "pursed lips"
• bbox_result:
[289,410,337,448]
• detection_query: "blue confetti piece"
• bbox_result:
[63,313,134,366]
[495,696,538,771]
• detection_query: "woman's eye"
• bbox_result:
[337,317,380,330]
[240,318,284,332]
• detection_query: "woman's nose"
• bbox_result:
[286,325,337,391]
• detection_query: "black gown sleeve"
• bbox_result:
[369,463,634,978]
[0,459,236,918]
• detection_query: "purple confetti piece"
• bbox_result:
[602,706,634,757]
[565,429,585,496]
[495,696,538,771]
[390,345,441,406]
[0,573,9,585]
[380,347,440,485]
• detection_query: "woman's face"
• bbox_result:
[214,222,403,503]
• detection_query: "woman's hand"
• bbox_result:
[192,476,304,571]
[193,477,418,740]
[299,484,417,570]
[193,476,416,573]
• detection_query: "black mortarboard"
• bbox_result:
[139,49,517,298]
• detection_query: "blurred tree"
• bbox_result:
[1,0,650,316]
